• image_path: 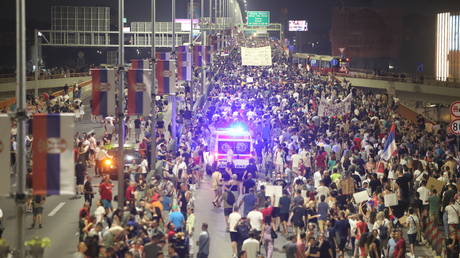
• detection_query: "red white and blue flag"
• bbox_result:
[177,50,192,81]
[131,59,149,69]
[91,69,116,117]
[193,46,204,66]
[156,60,176,95]
[381,124,397,161]
[127,69,152,116]
[156,52,171,61]
[32,114,75,195]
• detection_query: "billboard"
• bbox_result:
[289,20,308,31]
[175,19,200,32]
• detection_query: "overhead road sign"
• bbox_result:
[247,11,270,26]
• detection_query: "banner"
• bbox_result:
[0,115,10,196]
[91,69,116,117]
[32,114,75,195]
[131,59,149,69]
[177,50,192,81]
[127,69,153,116]
[241,46,272,66]
[156,60,176,95]
[318,93,352,117]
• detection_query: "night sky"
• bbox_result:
[0,0,459,69]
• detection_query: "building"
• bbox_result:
[330,7,403,70]
[436,12,460,82]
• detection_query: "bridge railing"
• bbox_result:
[0,72,90,83]
[336,71,460,88]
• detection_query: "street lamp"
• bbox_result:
[34,30,50,97]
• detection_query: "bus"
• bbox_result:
[292,53,350,75]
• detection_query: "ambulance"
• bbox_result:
[208,124,254,169]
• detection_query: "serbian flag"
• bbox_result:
[131,59,149,69]
[91,69,116,117]
[177,46,189,53]
[32,114,75,195]
[0,115,10,196]
[193,46,204,66]
[156,52,171,61]
[127,69,152,116]
[381,124,397,161]
[177,50,192,81]
[156,60,176,95]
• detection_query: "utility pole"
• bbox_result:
[34,29,39,97]
[117,0,125,208]
[150,0,158,173]
[190,0,194,101]
[171,0,177,146]
[15,0,27,256]
[201,0,206,96]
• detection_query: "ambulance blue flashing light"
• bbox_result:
[226,122,249,136]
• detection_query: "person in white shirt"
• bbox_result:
[247,208,264,232]
[445,199,459,234]
[94,200,106,223]
[291,151,301,175]
[416,181,430,206]
[316,180,330,200]
[228,208,242,257]
[313,170,322,188]
[242,230,260,258]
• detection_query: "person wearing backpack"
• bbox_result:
[223,188,237,230]
[373,211,391,256]
[405,208,419,258]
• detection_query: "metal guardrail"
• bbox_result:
[336,72,460,88]
[0,72,90,83]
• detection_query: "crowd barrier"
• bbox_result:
[423,217,445,255]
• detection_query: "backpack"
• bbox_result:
[226,191,235,205]
[379,221,389,240]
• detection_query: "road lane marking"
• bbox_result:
[48,202,66,216]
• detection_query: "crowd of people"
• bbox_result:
[7,34,458,258]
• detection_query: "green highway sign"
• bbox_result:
[247,11,270,26]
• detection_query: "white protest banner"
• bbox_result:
[0,115,10,196]
[318,93,352,117]
[265,185,282,207]
[384,193,398,207]
[241,46,272,66]
[353,190,369,204]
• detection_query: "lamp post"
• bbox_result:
[150,0,158,173]
[15,0,27,257]
[201,0,206,96]
[171,0,177,147]
[117,0,125,209]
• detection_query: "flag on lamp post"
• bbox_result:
[0,114,10,196]
[177,50,192,81]
[156,60,176,95]
[127,69,153,116]
[131,59,149,69]
[156,52,171,61]
[91,69,116,117]
[32,114,75,196]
